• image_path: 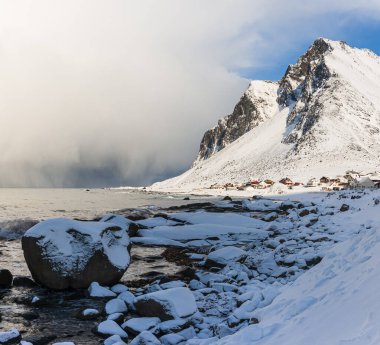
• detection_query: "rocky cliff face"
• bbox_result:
[195,80,279,162]
[197,38,338,162]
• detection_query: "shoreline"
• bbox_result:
[1,189,379,344]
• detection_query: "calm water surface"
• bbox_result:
[0,188,216,221]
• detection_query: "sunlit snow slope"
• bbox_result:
[217,191,380,345]
[152,38,380,192]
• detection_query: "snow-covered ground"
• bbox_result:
[69,190,380,343]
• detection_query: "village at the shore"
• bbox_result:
[210,170,380,193]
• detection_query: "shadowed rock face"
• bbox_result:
[279,38,335,147]
[277,38,332,107]
[196,80,279,162]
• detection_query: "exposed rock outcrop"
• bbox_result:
[195,80,279,162]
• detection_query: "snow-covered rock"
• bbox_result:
[160,333,185,345]
[135,287,198,321]
[117,290,136,309]
[100,214,133,230]
[103,335,127,345]
[206,246,247,268]
[77,308,100,320]
[105,299,128,314]
[121,317,160,335]
[111,283,129,294]
[0,329,21,344]
[104,335,127,345]
[89,282,117,298]
[130,331,161,345]
[97,320,128,338]
[22,218,131,289]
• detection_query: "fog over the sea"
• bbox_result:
[0,1,379,187]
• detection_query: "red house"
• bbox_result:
[279,177,293,186]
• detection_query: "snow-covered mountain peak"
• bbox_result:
[152,39,380,192]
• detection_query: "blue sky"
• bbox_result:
[240,18,380,81]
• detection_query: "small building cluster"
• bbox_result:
[209,170,380,192]
[210,177,301,191]
[307,171,380,191]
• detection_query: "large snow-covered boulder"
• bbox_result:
[135,287,198,321]
[22,218,131,290]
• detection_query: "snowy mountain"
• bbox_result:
[152,38,380,192]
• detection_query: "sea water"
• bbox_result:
[0,187,215,221]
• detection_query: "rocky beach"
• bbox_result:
[1,189,379,344]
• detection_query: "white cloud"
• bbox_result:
[0,0,379,186]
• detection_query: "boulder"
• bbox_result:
[121,317,160,335]
[76,308,100,320]
[135,287,198,321]
[97,320,128,338]
[22,219,131,290]
[12,276,37,288]
[0,269,13,288]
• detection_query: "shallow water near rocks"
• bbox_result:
[0,240,185,344]
[0,190,239,343]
